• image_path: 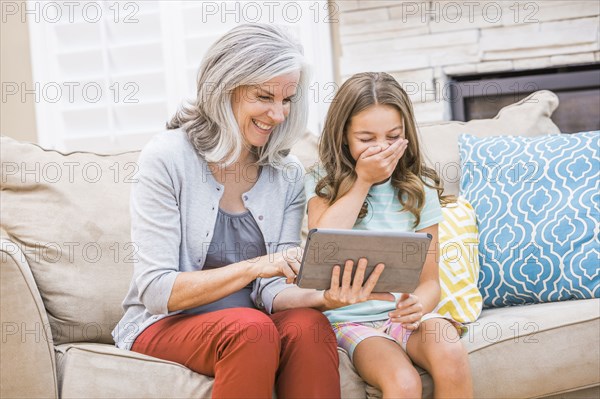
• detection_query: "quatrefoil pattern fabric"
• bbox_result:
[459,131,600,308]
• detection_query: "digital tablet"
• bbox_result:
[296,228,432,293]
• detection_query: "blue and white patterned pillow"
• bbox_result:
[459,131,600,308]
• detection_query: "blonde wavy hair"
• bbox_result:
[313,72,453,228]
[166,23,310,167]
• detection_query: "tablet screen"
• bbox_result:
[297,228,432,293]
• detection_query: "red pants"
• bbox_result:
[132,307,340,399]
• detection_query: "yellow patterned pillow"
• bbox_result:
[433,197,483,323]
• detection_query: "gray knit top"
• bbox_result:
[181,208,266,315]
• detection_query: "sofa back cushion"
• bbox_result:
[1,137,139,344]
[459,131,600,307]
[418,90,561,196]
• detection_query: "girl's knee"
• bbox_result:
[382,367,422,398]
[437,339,468,363]
[430,341,470,381]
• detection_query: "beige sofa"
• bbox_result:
[1,90,599,398]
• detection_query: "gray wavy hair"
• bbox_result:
[166,23,310,167]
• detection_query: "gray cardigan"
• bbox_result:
[112,129,306,350]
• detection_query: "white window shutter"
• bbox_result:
[28,1,334,153]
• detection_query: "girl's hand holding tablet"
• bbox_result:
[321,258,395,310]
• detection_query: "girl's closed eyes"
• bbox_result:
[358,136,400,143]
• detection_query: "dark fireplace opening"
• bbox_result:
[448,63,600,134]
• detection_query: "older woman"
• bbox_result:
[111,23,386,398]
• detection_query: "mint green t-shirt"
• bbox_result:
[304,168,444,323]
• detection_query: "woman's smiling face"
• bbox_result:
[231,71,300,149]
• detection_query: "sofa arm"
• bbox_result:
[1,237,58,398]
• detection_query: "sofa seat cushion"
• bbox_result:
[54,343,431,399]
[54,299,598,399]
[463,298,599,398]
[55,342,213,399]
[54,344,357,399]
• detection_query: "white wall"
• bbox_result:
[1,12,38,143]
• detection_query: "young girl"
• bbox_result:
[306,72,473,398]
